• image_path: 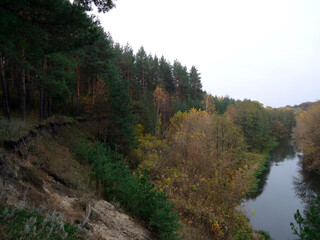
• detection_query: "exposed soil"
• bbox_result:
[0,118,154,240]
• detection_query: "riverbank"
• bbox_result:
[249,141,280,193]
[241,138,320,240]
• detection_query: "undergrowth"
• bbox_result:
[74,140,180,240]
[0,118,29,141]
[249,141,279,192]
[0,205,82,240]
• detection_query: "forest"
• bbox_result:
[1,0,320,240]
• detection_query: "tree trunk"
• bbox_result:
[13,65,19,99]
[43,92,47,119]
[20,66,26,121]
[40,58,47,121]
[48,97,52,118]
[26,85,31,113]
[40,87,44,121]
[71,93,74,114]
[76,65,80,114]
[91,77,95,114]
[26,73,33,113]
[0,53,10,121]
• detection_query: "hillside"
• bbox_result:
[0,117,153,240]
[1,1,313,239]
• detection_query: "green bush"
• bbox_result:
[0,206,81,240]
[75,141,180,240]
[291,195,320,240]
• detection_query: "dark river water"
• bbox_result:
[241,138,320,240]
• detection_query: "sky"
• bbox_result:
[96,0,320,108]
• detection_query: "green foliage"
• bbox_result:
[0,206,81,240]
[105,64,137,155]
[134,92,157,134]
[75,140,180,240]
[42,52,77,103]
[227,100,274,152]
[213,96,236,114]
[257,230,272,240]
[291,195,320,240]
[231,211,255,240]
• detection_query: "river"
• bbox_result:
[241,138,320,240]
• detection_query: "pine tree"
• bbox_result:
[105,63,136,155]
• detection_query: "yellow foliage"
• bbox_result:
[134,108,261,239]
[294,101,320,172]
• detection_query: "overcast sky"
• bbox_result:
[97,0,320,108]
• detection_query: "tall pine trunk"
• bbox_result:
[71,94,74,114]
[76,65,80,114]
[26,85,32,113]
[20,66,26,121]
[91,77,95,114]
[0,53,10,121]
[48,97,52,117]
[43,92,47,119]
[40,87,44,121]
[40,58,47,121]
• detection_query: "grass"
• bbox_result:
[0,205,84,240]
[0,118,29,142]
[248,141,280,192]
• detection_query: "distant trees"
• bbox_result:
[112,47,204,134]
[226,100,272,151]
[293,101,320,173]
[267,107,296,140]
[224,100,298,152]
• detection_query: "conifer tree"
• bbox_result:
[105,63,136,155]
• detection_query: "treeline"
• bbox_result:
[204,96,297,152]
[0,1,304,239]
[0,0,203,153]
[286,101,315,111]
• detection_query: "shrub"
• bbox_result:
[74,141,180,240]
[291,195,320,240]
[0,206,81,240]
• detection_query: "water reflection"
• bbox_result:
[293,164,320,209]
[247,138,296,200]
[270,138,296,162]
[242,138,320,240]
